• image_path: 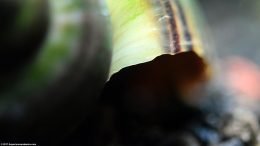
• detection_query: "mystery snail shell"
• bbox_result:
[106,0,212,78]
[105,0,213,103]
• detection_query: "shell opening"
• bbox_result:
[104,51,210,101]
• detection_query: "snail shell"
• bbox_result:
[106,0,212,78]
